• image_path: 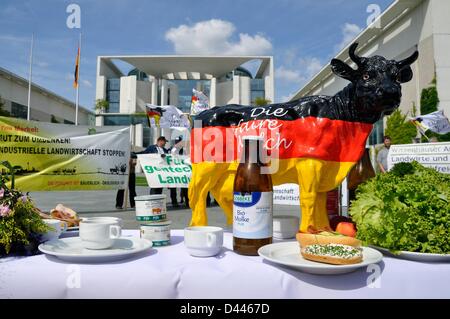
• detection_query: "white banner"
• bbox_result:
[138,154,192,188]
[273,183,300,205]
[411,110,450,134]
[387,142,450,174]
[146,104,190,128]
[0,116,130,191]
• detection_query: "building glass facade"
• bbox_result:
[368,119,384,145]
[106,78,121,113]
[169,79,210,113]
[11,102,27,119]
[250,78,265,104]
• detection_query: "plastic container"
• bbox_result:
[140,220,171,246]
[135,195,167,222]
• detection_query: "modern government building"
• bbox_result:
[94,55,274,147]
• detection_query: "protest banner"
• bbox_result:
[273,183,300,205]
[0,116,130,190]
[138,154,191,188]
[387,142,450,174]
[146,104,190,128]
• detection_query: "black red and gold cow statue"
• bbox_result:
[188,42,418,232]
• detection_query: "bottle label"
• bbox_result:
[233,191,273,239]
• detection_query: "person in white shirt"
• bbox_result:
[136,136,168,194]
[170,136,187,208]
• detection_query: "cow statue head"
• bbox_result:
[330,42,418,121]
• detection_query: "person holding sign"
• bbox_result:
[136,136,169,195]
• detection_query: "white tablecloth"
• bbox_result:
[1,230,449,299]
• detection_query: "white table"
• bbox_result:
[1,230,449,299]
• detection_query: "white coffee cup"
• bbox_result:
[81,216,123,227]
[273,215,299,239]
[41,219,67,242]
[184,226,223,257]
[79,220,122,249]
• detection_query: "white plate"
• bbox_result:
[258,242,383,275]
[66,226,79,232]
[38,237,153,263]
[371,246,450,262]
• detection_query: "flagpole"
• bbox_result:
[27,33,34,121]
[75,32,81,126]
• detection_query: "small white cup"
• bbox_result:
[184,226,223,257]
[41,219,67,242]
[79,220,122,250]
[273,215,299,239]
[81,216,123,227]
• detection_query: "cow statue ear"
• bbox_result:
[330,59,356,82]
[397,66,413,83]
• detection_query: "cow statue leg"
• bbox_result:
[189,162,231,226]
[210,166,236,225]
[296,158,330,232]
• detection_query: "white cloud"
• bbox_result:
[165,19,272,55]
[275,57,323,84]
[35,61,49,68]
[335,23,362,52]
[82,79,93,88]
[275,66,303,83]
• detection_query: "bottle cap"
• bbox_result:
[242,135,264,141]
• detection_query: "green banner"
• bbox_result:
[0,116,130,191]
[138,154,191,188]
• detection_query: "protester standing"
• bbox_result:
[376,135,391,173]
[116,152,137,209]
[136,136,168,195]
[170,136,189,208]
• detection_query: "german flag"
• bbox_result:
[188,104,374,231]
[73,45,80,88]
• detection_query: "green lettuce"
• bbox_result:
[349,161,450,254]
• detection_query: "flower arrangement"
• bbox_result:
[0,161,50,256]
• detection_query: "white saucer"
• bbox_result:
[38,237,153,263]
[258,242,383,275]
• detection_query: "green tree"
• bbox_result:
[95,99,109,112]
[0,95,11,117]
[253,97,271,106]
[385,109,417,144]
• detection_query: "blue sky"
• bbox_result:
[0,0,393,110]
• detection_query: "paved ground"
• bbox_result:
[30,186,302,230]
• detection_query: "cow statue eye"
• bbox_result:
[362,73,370,81]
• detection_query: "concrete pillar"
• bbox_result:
[95,75,106,100]
[232,75,240,104]
[95,115,104,126]
[210,77,217,107]
[151,78,158,104]
[240,77,251,105]
[160,79,168,105]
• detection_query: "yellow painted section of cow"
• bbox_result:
[188,158,355,232]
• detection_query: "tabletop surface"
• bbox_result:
[1,230,450,299]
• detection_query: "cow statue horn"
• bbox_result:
[349,42,363,67]
[396,50,419,69]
